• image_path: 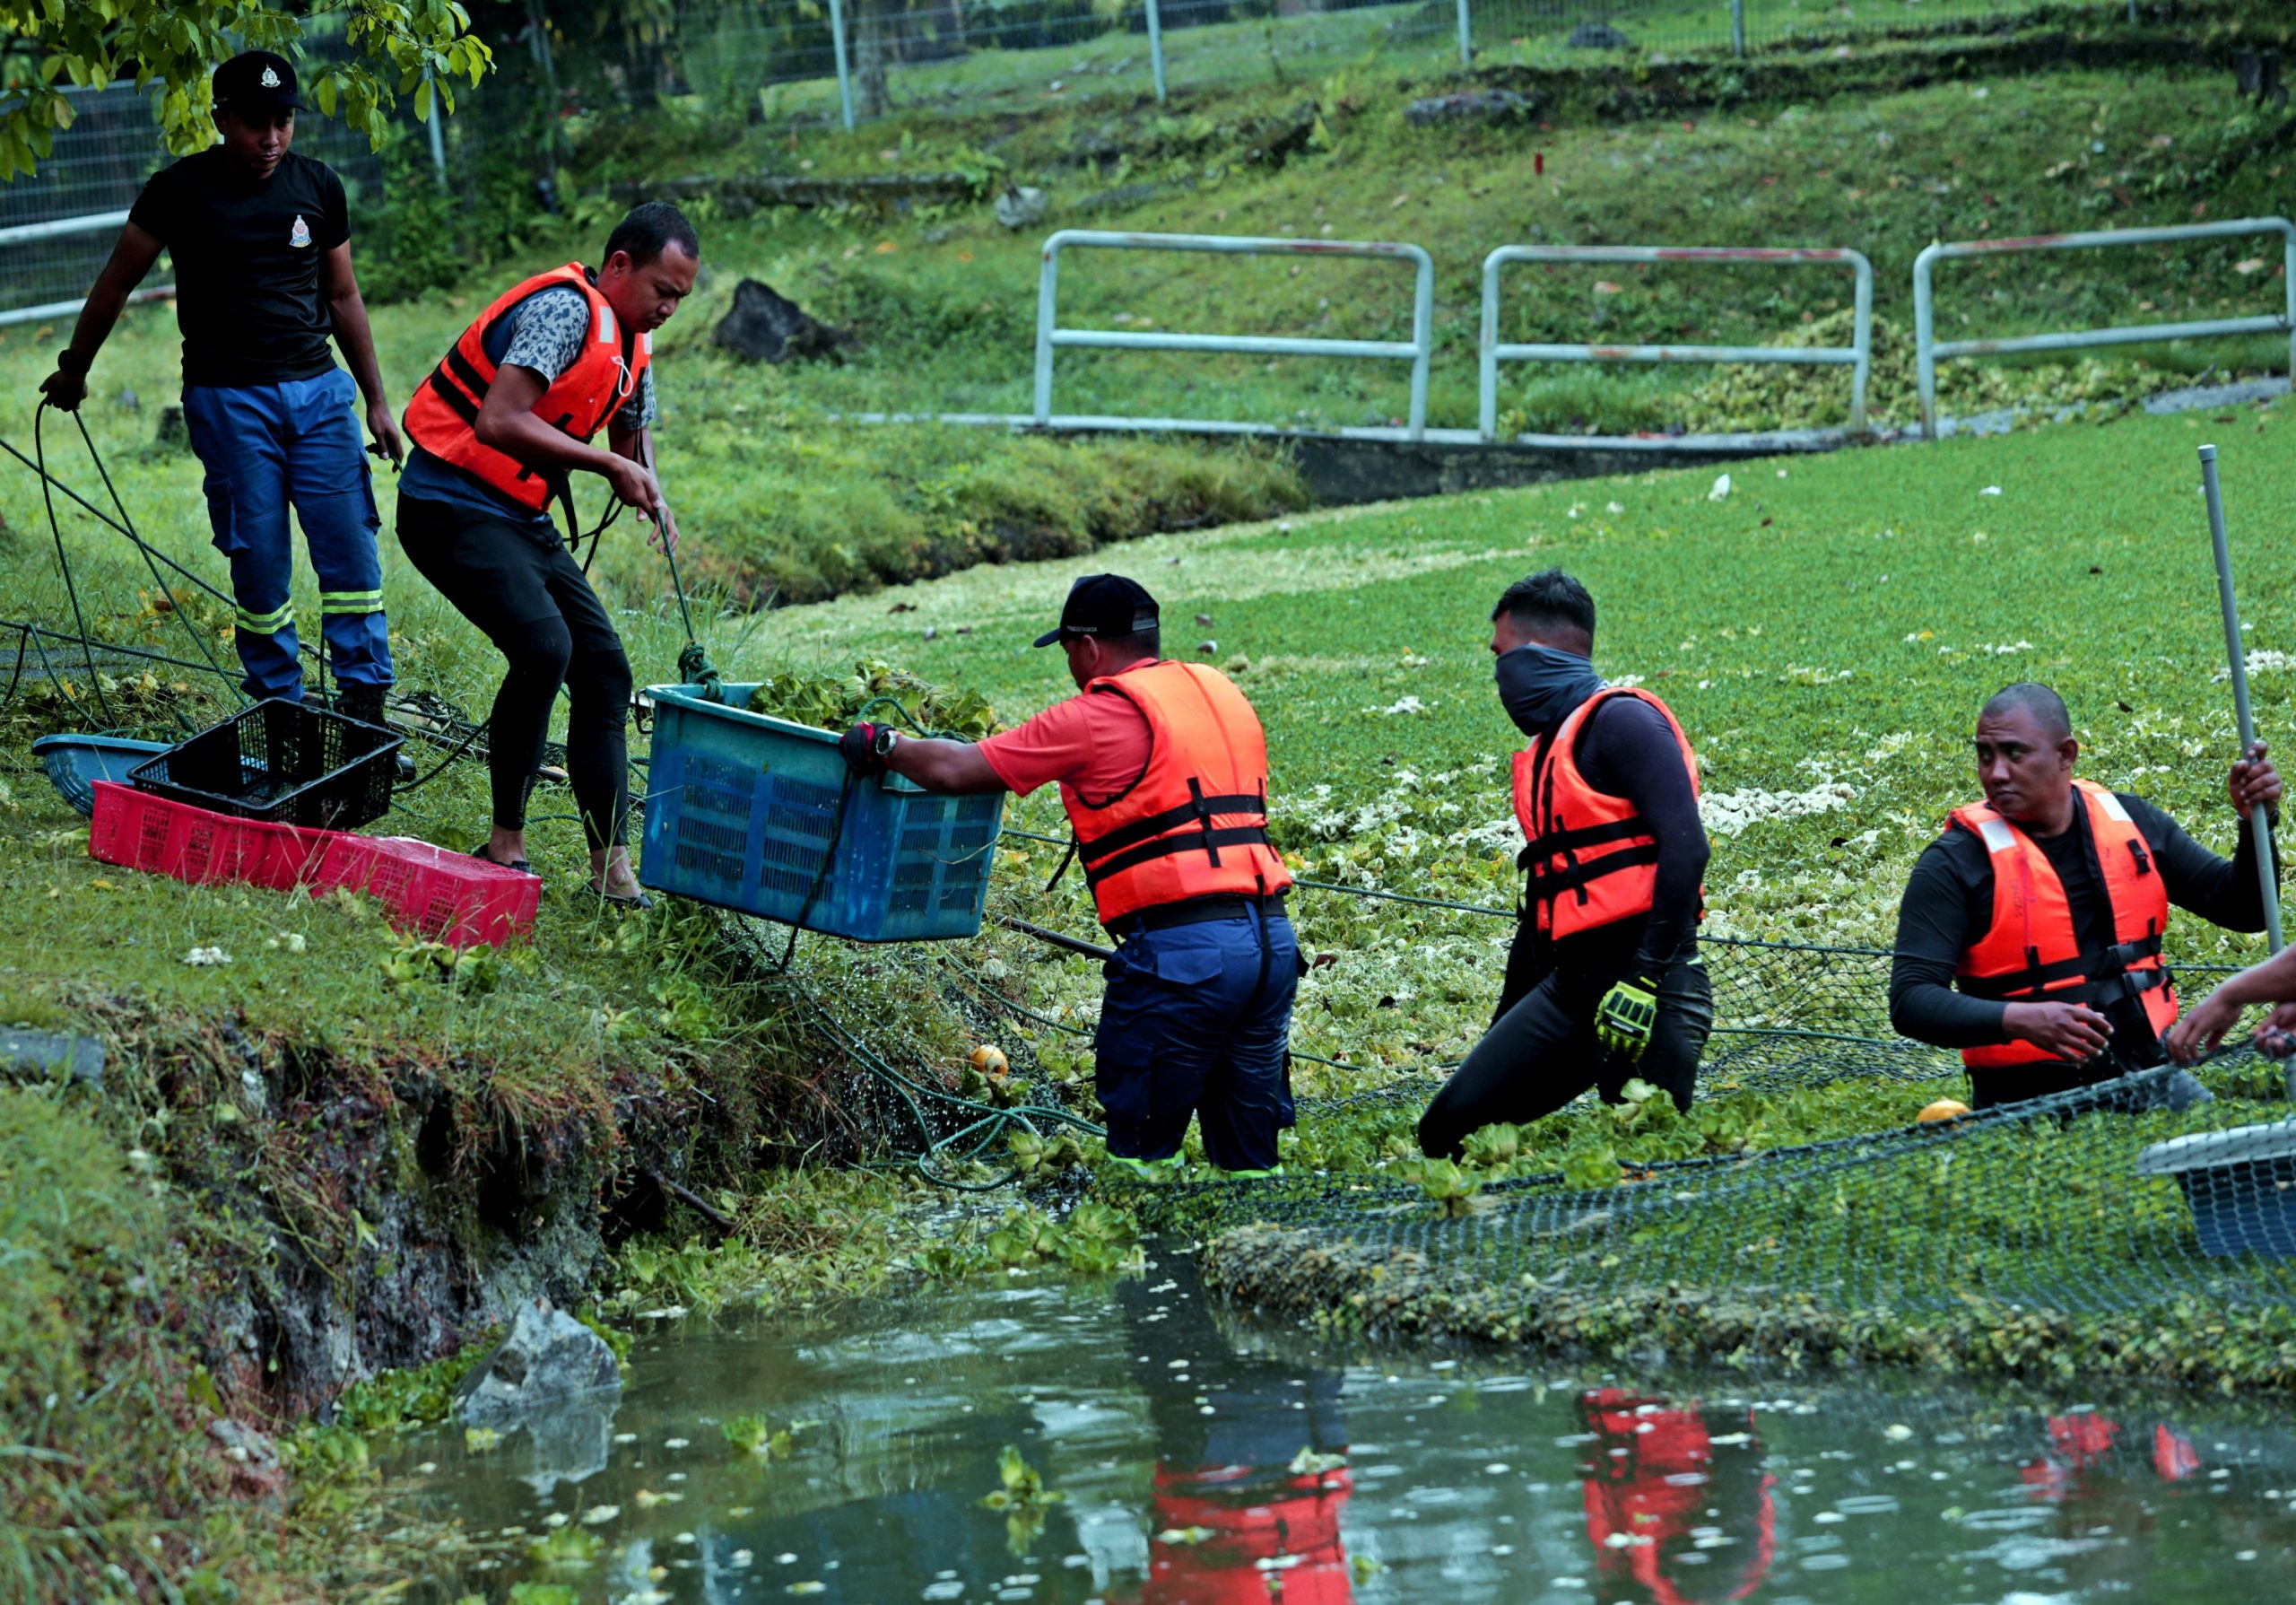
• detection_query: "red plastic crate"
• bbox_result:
[90,781,330,892]
[315,835,539,948]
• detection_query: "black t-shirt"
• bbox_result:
[128,148,350,388]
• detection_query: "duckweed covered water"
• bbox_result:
[389,1260,2296,1604]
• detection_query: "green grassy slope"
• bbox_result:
[9,39,2291,611]
[780,399,2296,1070]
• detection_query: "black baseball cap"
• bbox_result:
[213,51,305,117]
[1032,573,1160,649]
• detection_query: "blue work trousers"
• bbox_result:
[1094,910,1301,1172]
[183,369,389,700]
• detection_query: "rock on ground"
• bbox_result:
[1568,22,1632,48]
[996,185,1049,231]
[457,1297,622,1426]
[0,1028,104,1087]
[711,279,854,364]
[1404,90,1537,126]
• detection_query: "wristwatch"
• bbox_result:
[55,349,90,376]
[873,727,900,761]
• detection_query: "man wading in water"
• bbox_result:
[1890,682,2279,1110]
[839,575,1300,1179]
[1419,570,1714,1161]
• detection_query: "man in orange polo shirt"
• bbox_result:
[840,574,1300,1177]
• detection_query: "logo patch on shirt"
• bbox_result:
[289,214,311,249]
[261,67,282,88]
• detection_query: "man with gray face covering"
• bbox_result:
[1419,569,1715,1160]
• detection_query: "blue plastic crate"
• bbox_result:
[639,683,1004,942]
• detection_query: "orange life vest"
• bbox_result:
[1062,660,1292,927]
[401,263,649,514]
[1511,685,1701,942]
[1949,778,2177,1070]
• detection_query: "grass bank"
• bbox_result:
[11,10,2294,619]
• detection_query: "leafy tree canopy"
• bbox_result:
[0,1,493,180]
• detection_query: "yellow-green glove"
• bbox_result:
[1596,973,1662,1061]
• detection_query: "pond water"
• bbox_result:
[387,1257,2296,1605]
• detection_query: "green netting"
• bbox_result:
[1142,1062,2292,1310]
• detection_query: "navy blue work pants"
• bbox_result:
[181,369,388,700]
[1094,911,1300,1172]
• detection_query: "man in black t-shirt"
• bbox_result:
[1890,682,2281,1109]
[39,51,403,722]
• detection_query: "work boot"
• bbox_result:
[335,684,416,781]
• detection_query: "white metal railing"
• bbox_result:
[1033,229,1436,441]
[1479,244,1874,445]
[0,208,172,330]
[0,208,130,249]
[1913,217,2296,439]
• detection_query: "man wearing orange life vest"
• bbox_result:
[1890,682,2280,1110]
[840,575,1299,1177]
[395,203,700,907]
[1419,570,1714,1161]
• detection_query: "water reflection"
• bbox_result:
[1577,1391,1772,1605]
[1113,1273,1353,1603]
[383,1263,2296,1605]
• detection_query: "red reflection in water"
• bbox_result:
[2021,1412,2205,1501]
[1136,1462,1355,1605]
[1578,1388,1776,1605]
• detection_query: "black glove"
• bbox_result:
[839,721,884,778]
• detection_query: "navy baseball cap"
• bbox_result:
[1032,573,1161,649]
[213,51,305,117]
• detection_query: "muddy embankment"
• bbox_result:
[80,999,752,1422]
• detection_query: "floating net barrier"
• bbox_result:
[1126,1060,2296,1389]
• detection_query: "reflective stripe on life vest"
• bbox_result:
[1059,660,1292,927]
[401,262,650,518]
[1511,685,1702,942]
[1950,778,2178,1071]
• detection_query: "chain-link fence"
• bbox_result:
[0,0,2134,326]
[644,0,2126,130]
[0,79,385,332]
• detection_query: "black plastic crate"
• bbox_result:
[128,698,402,831]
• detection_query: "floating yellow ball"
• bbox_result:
[1918,1098,1971,1123]
[970,1045,1009,1077]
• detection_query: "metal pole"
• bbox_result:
[828,0,857,131]
[0,209,129,248]
[2200,442,2283,954]
[1732,0,1747,57]
[422,69,448,189]
[1912,243,1939,439]
[998,914,1115,962]
[1478,249,1503,441]
[2284,219,2296,383]
[1406,244,1433,441]
[1456,0,1473,65]
[1145,0,1167,102]
[1848,249,1873,432]
[1033,237,1062,426]
[525,0,562,208]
